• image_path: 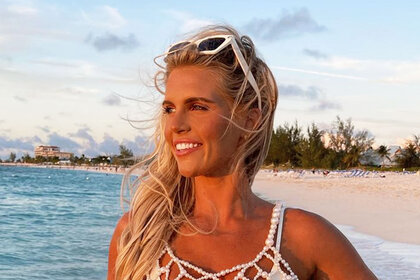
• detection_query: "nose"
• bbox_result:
[170,110,190,134]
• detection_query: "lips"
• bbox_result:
[173,140,202,156]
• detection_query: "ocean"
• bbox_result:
[0,166,122,280]
[1,166,419,279]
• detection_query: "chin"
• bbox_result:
[177,166,200,178]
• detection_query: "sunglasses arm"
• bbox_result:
[230,40,262,110]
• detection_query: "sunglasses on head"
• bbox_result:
[165,35,262,110]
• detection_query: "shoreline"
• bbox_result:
[2,163,419,245]
[0,162,128,175]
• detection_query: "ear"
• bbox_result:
[244,108,261,130]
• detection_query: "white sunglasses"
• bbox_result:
[166,35,262,110]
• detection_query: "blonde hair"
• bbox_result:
[115,25,278,279]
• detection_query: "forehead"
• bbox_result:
[165,66,226,102]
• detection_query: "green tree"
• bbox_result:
[35,156,47,163]
[119,145,134,166]
[9,152,16,163]
[297,123,328,168]
[397,136,420,168]
[21,153,33,163]
[328,116,374,169]
[376,145,391,167]
[50,156,59,164]
[265,122,303,167]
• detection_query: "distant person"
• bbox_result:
[108,25,376,280]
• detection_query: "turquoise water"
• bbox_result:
[0,166,122,280]
[2,166,420,279]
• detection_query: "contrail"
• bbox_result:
[271,66,369,81]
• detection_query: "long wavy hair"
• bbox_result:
[114,25,278,279]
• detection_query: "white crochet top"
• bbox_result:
[147,202,298,280]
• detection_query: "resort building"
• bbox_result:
[360,145,401,167]
[34,145,73,159]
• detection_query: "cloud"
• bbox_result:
[0,135,42,158]
[81,5,127,30]
[303,48,329,60]
[0,3,71,52]
[85,32,139,52]
[102,94,121,106]
[7,4,38,16]
[272,66,369,81]
[69,127,96,147]
[14,95,27,102]
[47,132,81,152]
[29,58,138,84]
[305,54,420,84]
[278,84,320,99]
[318,56,365,70]
[0,136,36,151]
[0,55,13,67]
[97,134,120,155]
[309,100,341,111]
[81,133,152,157]
[278,84,340,112]
[0,128,152,158]
[31,58,79,68]
[164,10,214,33]
[57,86,100,96]
[37,126,50,133]
[244,8,326,41]
[121,135,154,155]
[58,112,72,117]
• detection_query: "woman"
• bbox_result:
[108,25,377,280]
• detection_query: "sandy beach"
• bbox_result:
[253,170,420,245]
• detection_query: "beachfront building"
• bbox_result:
[360,145,401,167]
[34,145,73,160]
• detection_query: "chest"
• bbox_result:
[153,208,292,279]
[168,228,273,273]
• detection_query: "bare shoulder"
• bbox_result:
[283,208,377,280]
[107,212,130,280]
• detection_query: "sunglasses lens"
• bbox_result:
[168,42,190,53]
[197,38,226,51]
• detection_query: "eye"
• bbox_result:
[162,106,175,114]
[190,104,208,111]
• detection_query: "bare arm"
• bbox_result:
[107,213,129,280]
[283,209,377,279]
[308,213,377,279]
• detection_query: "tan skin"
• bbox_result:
[108,66,377,280]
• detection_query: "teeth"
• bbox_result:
[176,143,200,150]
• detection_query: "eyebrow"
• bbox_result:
[162,97,216,106]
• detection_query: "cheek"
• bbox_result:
[205,120,241,149]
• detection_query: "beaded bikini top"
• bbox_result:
[148,202,299,280]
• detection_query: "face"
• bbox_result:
[163,66,244,178]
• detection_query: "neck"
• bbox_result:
[191,172,259,228]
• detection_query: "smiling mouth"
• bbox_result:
[175,143,202,151]
[174,142,202,156]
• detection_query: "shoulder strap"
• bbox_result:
[275,202,286,251]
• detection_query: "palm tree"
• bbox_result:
[376,145,391,167]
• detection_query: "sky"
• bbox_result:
[1,0,419,159]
